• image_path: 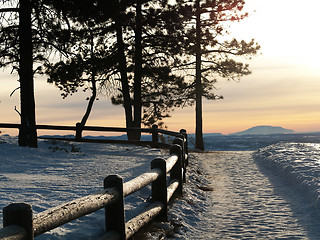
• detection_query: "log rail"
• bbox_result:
[0,123,187,148]
[0,134,188,240]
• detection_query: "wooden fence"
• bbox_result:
[0,123,187,148]
[0,133,188,240]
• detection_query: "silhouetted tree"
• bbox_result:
[40,0,133,137]
[47,0,193,139]
[18,0,37,147]
[133,0,143,137]
[111,0,194,130]
[41,0,139,139]
[40,0,259,146]
[114,0,136,139]
[0,0,38,147]
[195,0,203,150]
[174,0,260,150]
[44,17,119,138]
[0,0,72,147]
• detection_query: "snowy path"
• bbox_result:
[171,151,320,239]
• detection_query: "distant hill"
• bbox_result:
[230,126,295,136]
[203,133,224,137]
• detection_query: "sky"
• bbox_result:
[1,0,320,136]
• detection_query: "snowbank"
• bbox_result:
[253,142,320,210]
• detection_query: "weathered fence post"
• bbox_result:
[151,158,167,222]
[173,137,186,183]
[104,175,125,240]
[178,132,189,168]
[3,203,34,240]
[152,124,159,147]
[180,129,189,156]
[75,122,82,141]
[170,144,183,197]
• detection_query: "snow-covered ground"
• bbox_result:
[1,135,320,239]
[0,135,167,239]
[254,143,320,211]
[188,151,320,239]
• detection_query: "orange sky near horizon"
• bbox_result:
[162,0,320,134]
[1,0,320,136]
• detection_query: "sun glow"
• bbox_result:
[229,0,320,64]
[1,0,320,136]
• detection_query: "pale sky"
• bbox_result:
[1,0,320,136]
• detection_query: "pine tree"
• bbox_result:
[0,0,37,147]
[1,0,74,147]
[44,15,118,139]
[18,0,37,147]
[41,1,192,138]
[111,0,193,129]
[175,0,260,150]
[40,0,259,145]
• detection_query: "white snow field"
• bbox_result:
[1,135,320,239]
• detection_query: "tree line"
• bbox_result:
[0,0,260,149]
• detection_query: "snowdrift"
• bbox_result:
[254,143,320,210]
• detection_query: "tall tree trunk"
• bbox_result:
[80,34,97,129]
[18,0,38,148]
[75,76,97,141]
[133,0,143,140]
[115,1,134,140]
[80,75,97,128]
[195,0,204,150]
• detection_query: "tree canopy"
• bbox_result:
[0,0,260,145]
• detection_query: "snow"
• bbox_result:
[253,142,320,210]
[160,150,320,239]
[1,135,320,239]
[0,135,166,239]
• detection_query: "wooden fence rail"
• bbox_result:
[0,123,187,148]
[0,135,188,240]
